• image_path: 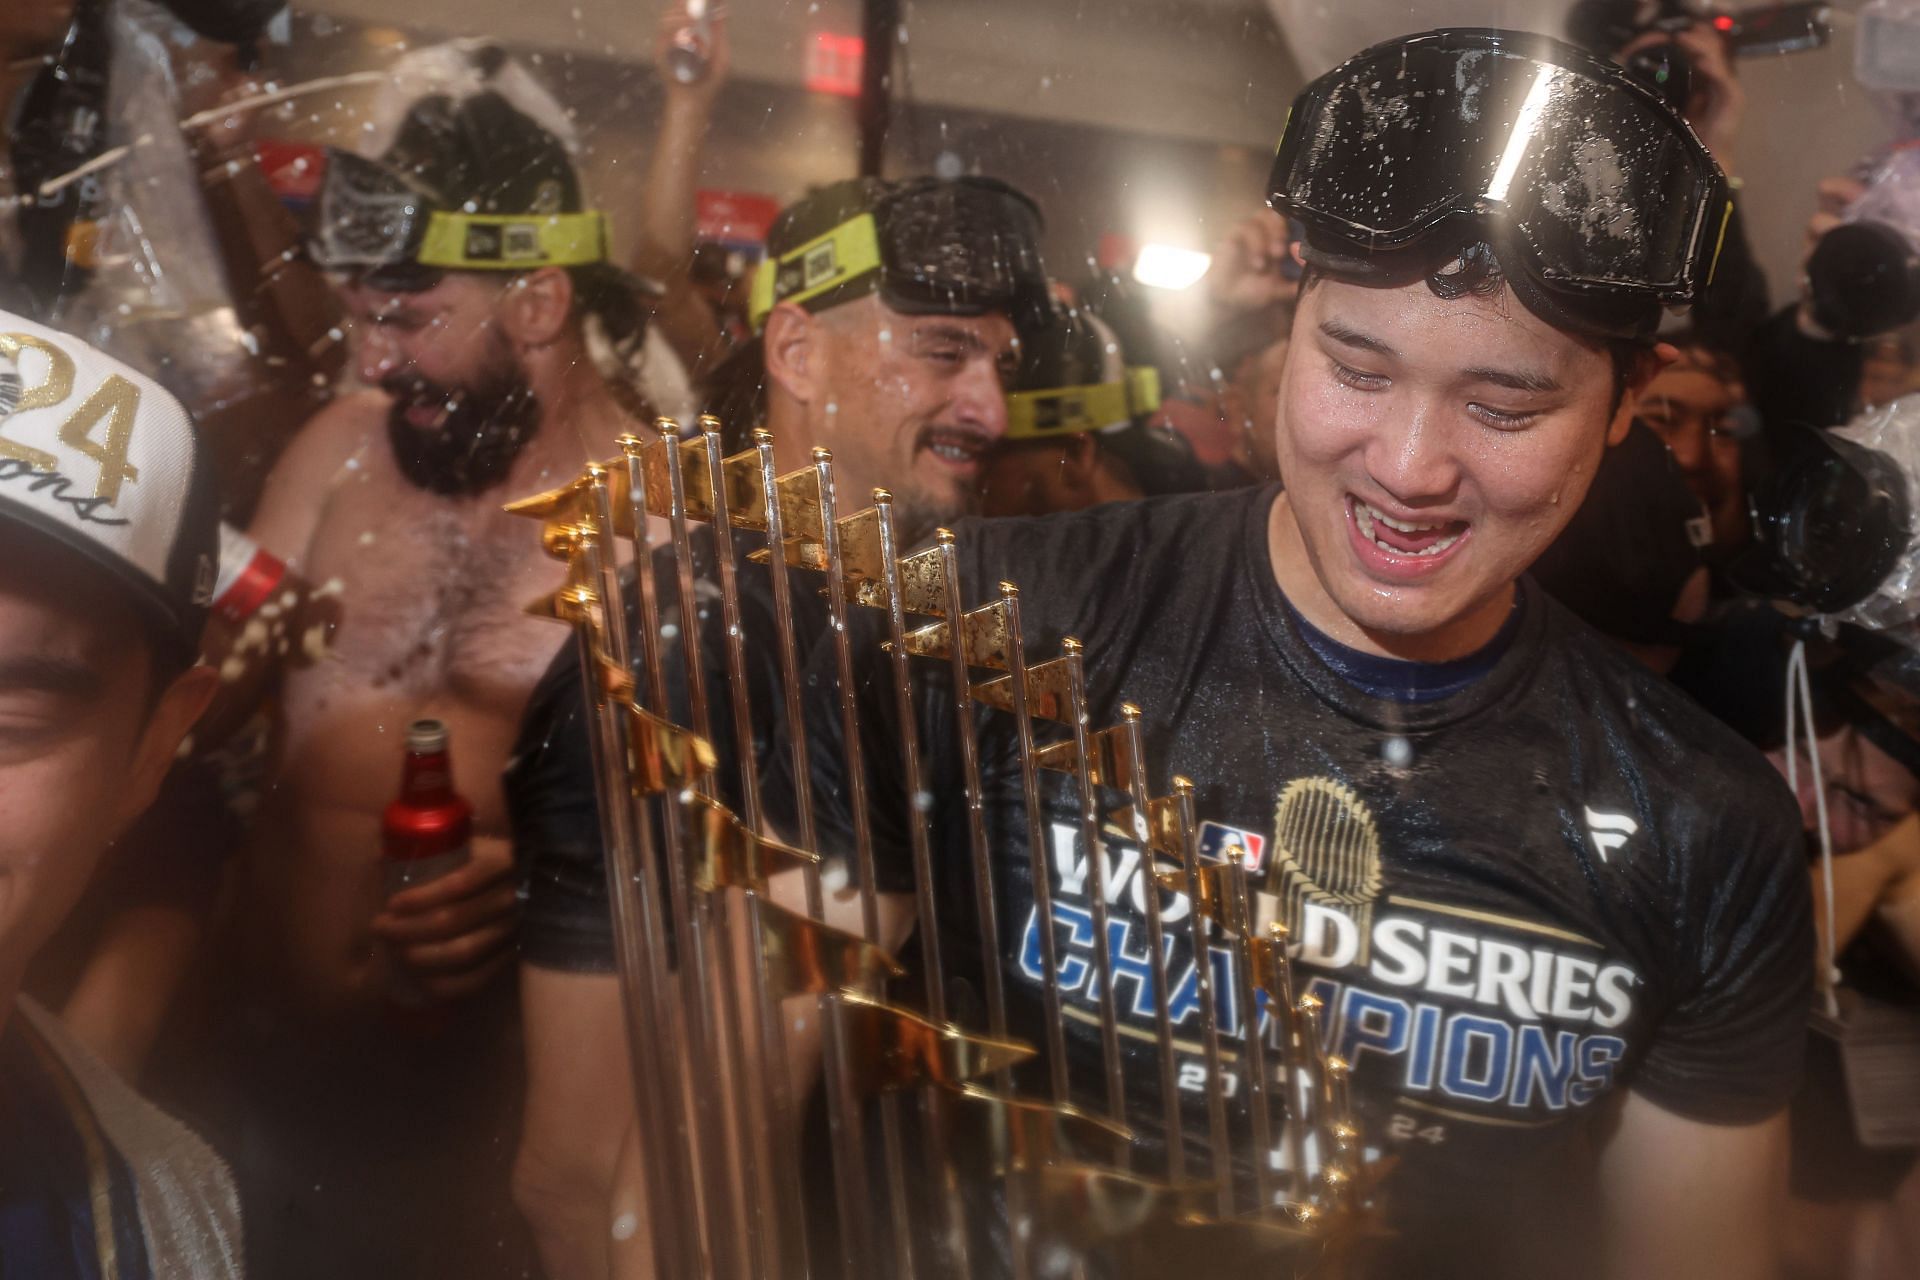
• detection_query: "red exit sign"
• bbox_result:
[806,32,864,97]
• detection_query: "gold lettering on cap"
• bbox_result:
[58,374,141,504]
[0,333,75,471]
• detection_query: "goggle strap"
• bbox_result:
[415,211,611,270]
[1706,198,1734,291]
[747,214,886,330]
[1126,365,1162,417]
[1006,373,1157,440]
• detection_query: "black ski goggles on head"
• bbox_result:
[1268,29,1731,336]
[748,177,1049,331]
[308,150,611,278]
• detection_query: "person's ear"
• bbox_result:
[763,303,825,406]
[124,664,218,818]
[499,268,575,349]
[1607,341,1679,447]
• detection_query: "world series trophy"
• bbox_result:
[507,418,1384,1279]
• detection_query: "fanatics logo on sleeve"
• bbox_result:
[1584,808,1638,863]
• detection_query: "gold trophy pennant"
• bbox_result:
[833,504,889,593]
[680,792,818,894]
[1031,717,1142,784]
[716,436,772,531]
[1111,790,1187,860]
[523,579,596,625]
[634,422,720,523]
[970,653,1074,721]
[507,420,1375,1280]
[1020,1162,1220,1249]
[756,898,906,999]
[853,541,948,615]
[1150,856,1231,923]
[834,992,1036,1095]
[590,651,632,703]
[897,593,1017,670]
[624,702,718,795]
[948,1085,1134,1170]
[502,474,592,525]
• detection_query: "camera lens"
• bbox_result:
[1738,429,1912,614]
[1807,221,1920,339]
[1624,39,1694,112]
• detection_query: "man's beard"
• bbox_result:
[384,359,542,497]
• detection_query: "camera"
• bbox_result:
[1568,0,1833,111]
[1734,422,1913,616]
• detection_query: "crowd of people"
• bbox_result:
[5,0,1920,1277]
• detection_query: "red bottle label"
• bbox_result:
[382,745,473,885]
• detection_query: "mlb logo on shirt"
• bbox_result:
[1198,821,1267,874]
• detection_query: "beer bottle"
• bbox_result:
[382,719,473,899]
[9,0,112,318]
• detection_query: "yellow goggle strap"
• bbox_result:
[416,211,611,270]
[1004,367,1163,441]
[748,213,885,330]
[1704,197,1733,290]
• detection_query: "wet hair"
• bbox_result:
[1299,242,1651,413]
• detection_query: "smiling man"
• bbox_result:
[212,42,652,1279]
[802,29,1812,1279]
[504,175,1049,1277]
[0,312,236,1276]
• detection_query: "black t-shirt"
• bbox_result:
[507,527,827,973]
[780,485,1813,1277]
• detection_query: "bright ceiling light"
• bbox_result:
[1132,244,1212,291]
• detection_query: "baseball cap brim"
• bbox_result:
[0,496,206,667]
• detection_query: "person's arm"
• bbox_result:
[1600,770,1812,1279]
[516,967,634,1280]
[502,642,640,1277]
[634,6,732,378]
[1816,810,1920,977]
[1597,1095,1788,1279]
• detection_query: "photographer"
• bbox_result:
[1568,0,1772,354]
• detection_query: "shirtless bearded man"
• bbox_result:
[212,45,651,1278]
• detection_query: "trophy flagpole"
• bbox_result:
[562,511,702,1278]
[699,423,810,1275]
[621,429,747,1278]
[1059,637,1132,1165]
[999,583,1075,1107]
[813,449,919,1280]
[872,491,974,1274]
[1171,777,1236,1217]
[1112,705,1186,1181]
[754,433,871,1278]
[1223,851,1279,1213]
